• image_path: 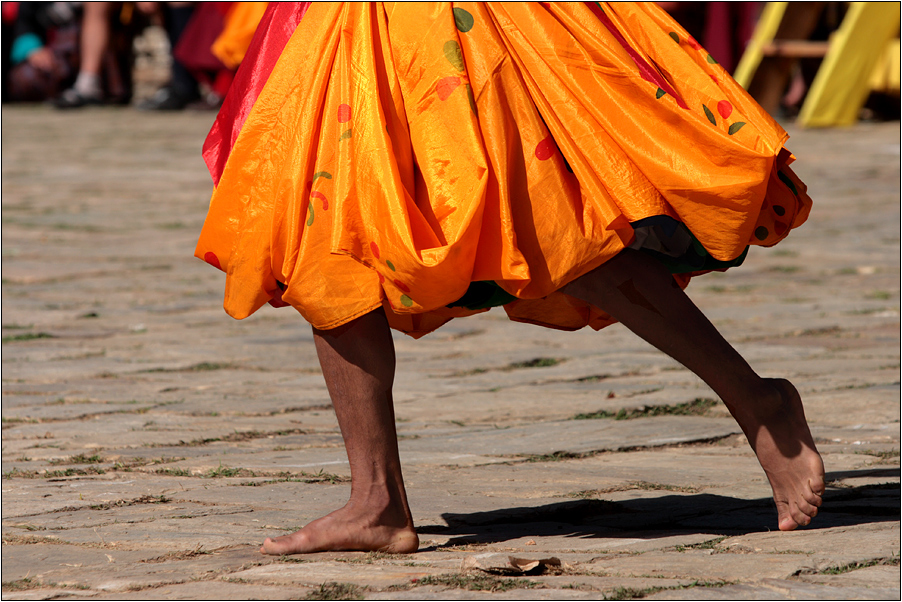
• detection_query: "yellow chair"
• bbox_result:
[734,2,900,127]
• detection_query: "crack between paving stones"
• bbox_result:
[793,556,900,576]
[494,432,741,466]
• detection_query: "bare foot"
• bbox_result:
[260,502,419,555]
[732,378,825,531]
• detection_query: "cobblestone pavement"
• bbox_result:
[2,106,899,600]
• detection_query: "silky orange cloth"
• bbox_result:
[196,2,811,337]
[211,2,269,70]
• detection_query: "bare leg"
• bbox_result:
[79,3,113,78]
[57,2,113,105]
[260,309,419,554]
[562,249,825,530]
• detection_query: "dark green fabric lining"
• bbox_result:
[641,237,749,275]
[446,280,518,310]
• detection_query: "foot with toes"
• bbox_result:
[734,378,825,530]
[260,503,419,555]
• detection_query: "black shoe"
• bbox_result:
[136,86,197,111]
[53,88,103,109]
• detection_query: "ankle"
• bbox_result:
[348,480,411,521]
[74,72,102,98]
[721,377,783,419]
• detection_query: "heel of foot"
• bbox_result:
[383,531,419,554]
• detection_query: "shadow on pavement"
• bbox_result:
[419,478,899,547]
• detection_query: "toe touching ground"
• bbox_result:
[742,379,825,531]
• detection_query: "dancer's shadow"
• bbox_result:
[417,469,900,548]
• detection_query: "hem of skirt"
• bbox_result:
[504,314,590,332]
[302,300,386,332]
[395,319,454,339]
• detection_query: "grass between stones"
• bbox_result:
[568,481,701,497]
[3,456,345,484]
[17,495,172,515]
[305,582,365,600]
[3,466,107,479]
[47,453,103,465]
[1,535,73,546]
[204,463,258,478]
[139,362,235,373]
[524,450,586,463]
[2,401,185,427]
[671,536,728,552]
[866,290,892,300]
[237,469,349,485]
[153,466,348,484]
[334,552,407,564]
[415,573,540,592]
[1,577,89,592]
[452,357,565,377]
[296,574,735,600]
[854,449,900,462]
[573,398,718,420]
[514,431,735,464]
[1,416,40,427]
[2,332,55,343]
[86,494,170,511]
[140,544,216,563]
[148,428,308,447]
[604,580,730,600]
[154,467,193,476]
[800,556,900,575]
[7,523,45,532]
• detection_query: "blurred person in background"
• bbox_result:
[53,1,140,107]
[4,1,80,103]
[3,1,267,110]
[170,1,267,109]
[138,2,265,111]
[50,1,201,110]
[135,1,201,110]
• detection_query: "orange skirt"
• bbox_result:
[196,2,812,338]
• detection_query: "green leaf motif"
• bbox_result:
[453,7,474,32]
[702,104,716,125]
[728,122,746,136]
[706,54,718,64]
[655,87,666,99]
[669,32,680,43]
[465,84,477,115]
[400,294,413,307]
[443,40,465,72]
[386,260,396,272]
[313,171,333,181]
[339,129,352,141]
[306,206,314,226]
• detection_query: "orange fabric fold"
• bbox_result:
[196,2,812,337]
[211,2,270,70]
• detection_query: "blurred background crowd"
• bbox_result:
[1,1,265,110]
[0,1,898,123]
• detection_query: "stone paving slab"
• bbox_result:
[646,579,900,600]
[69,581,312,600]
[2,107,899,600]
[797,564,901,590]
